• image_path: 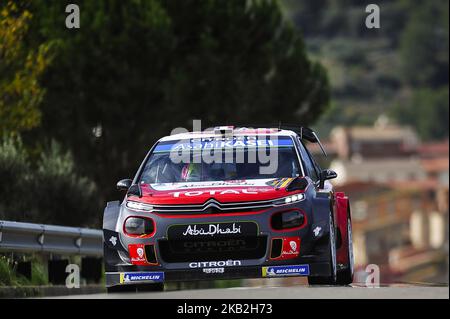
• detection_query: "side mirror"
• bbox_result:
[117,179,132,191]
[319,169,337,189]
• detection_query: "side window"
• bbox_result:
[304,143,322,177]
[296,138,320,181]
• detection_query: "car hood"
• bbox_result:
[127,178,303,205]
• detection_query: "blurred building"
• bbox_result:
[331,121,419,161]
[247,122,448,287]
[327,120,449,284]
[329,119,426,185]
[418,140,450,188]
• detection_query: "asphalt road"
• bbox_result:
[52,283,448,299]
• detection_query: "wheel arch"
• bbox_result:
[103,200,121,230]
[334,192,351,264]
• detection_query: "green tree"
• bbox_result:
[0,1,51,136]
[399,0,449,87]
[28,0,329,202]
[0,135,98,226]
[390,87,449,141]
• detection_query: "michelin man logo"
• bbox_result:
[266,268,276,276]
[289,241,297,252]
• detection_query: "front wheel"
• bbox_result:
[308,213,337,285]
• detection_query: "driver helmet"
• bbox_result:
[181,162,202,181]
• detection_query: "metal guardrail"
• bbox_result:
[0,220,103,257]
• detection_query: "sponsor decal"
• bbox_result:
[183,223,241,236]
[109,236,117,246]
[313,226,322,237]
[153,136,294,153]
[189,260,242,268]
[168,222,258,239]
[170,189,264,198]
[266,178,294,189]
[283,237,300,257]
[262,265,310,277]
[171,139,274,151]
[119,272,164,283]
[271,237,300,260]
[128,244,149,265]
[149,179,276,191]
[202,268,225,274]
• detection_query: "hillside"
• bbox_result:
[281,0,449,140]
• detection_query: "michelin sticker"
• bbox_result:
[119,272,164,283]
[262,265,310,277]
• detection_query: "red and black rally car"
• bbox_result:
[103,126,354,292]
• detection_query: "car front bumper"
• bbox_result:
[105,261,332,287]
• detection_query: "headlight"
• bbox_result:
[284,193,305,204]
[126,201,153,212]
[273,193,305,206]
[124,217,154,237]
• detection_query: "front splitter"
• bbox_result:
[105,262,331,287]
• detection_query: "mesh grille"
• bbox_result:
[158,236,268,263]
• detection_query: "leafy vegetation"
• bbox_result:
[0,0,330,220]
[0,135,98,226]
[0,255,48,287]
[0,2,51,136]
[0,0,447,229]
[282,0,449,140]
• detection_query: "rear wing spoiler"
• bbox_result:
[283,126,327,157]
[235,123,328,157]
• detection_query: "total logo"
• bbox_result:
[171,189,264,198]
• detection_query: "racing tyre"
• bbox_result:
[308,213,337,285]
[336,217,354,285]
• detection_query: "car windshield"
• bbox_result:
[139,137,302,184]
